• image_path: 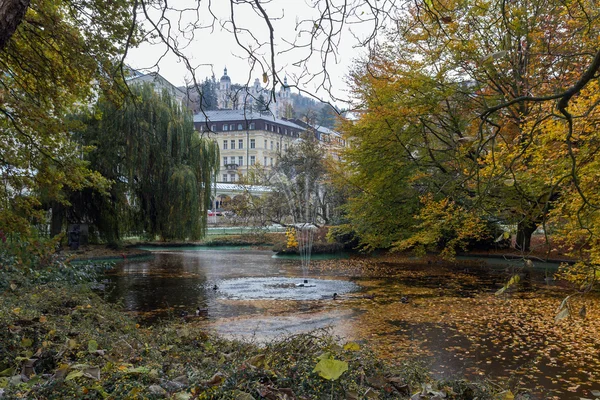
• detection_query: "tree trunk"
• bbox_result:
[515,219,537,251]
[0,0,30,50]
[50,201,64,237]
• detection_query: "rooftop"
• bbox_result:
[193,110,305,130]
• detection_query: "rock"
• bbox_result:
[148,384,167,397]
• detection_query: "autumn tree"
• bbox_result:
[0,0,139,236]
[339,0,600,254]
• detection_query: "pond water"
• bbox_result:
[105,248,600,400]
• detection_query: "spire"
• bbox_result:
[224,66,228,76]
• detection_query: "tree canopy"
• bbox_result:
[0,0,139,235]
[71,84,220,242]
[338,0,600,260]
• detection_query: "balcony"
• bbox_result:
[225,163,238,170]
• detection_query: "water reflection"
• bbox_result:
[107,250,600,400]
[107,249,307,315]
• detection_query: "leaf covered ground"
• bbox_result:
[0,270,507,399]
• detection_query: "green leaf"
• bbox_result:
[66,370,84,381]
[21,338,33,347]
[313,358,348,381]
[126,366,150,374]
[343,342,360,351]
[0,368,15,377]
[316,351,332,361]
[88,340,98,353]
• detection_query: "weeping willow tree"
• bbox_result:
[72,83,220,242]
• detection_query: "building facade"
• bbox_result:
[194,110,305,183]
[126,69,187,105]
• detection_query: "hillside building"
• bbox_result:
[194,110,304,183]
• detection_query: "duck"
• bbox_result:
[213,284,218,291]
[333,293,338,300]
[195,307,208,316]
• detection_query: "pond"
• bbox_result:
[105,248,600,400]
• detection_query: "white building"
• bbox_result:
[194,110,305,183]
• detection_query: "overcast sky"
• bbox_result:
[126,0,385,106]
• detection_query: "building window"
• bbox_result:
[250,156,255,165]
[230,124,235,131]
[223,124,228,131]
[250,139,255,149]
[270,157,273,166]
[223,156,228,165]
[284,144,288,151]
[238,156,243,166]
[223,174,228,182]
[238,124,243,130]
[271,125,275,132]
[211,125,216,131]
[229,173,236,182]
[264,140,267,149]
[285,129,288,135]
[270,141,273,150]
[278,127,281,133]
[223,140,228,150]
[249,123,255,130]
[265,123,269,131]
[231,140,235,149]
[264,157,267,165]
[277,142,280,151]
[238,139,243,149]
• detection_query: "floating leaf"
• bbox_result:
[557,295,571,313]
[555,307,569,322]
[313,358,348,381]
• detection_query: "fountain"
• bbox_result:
[212,137,357,300]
